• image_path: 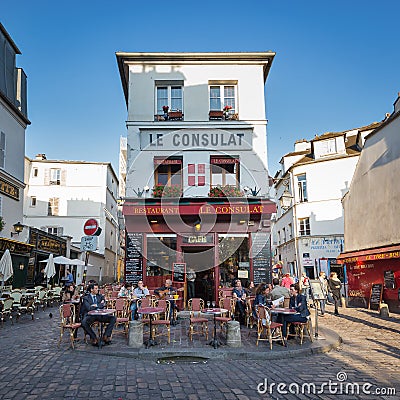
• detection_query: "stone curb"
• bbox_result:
[76,326,342,361]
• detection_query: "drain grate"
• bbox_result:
[157,356,208,364]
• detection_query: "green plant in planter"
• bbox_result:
[152,184,182,198]
[209,185,244,197]
[0,216,5,232]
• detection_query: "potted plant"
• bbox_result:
[209,185,244,198]
[152,184,182,197]
[223,105,232,119]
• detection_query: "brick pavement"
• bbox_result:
[0,303,399,399]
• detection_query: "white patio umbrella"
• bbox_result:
[44,253,56,281]
[40,256,93,267]
[0,249,13,286]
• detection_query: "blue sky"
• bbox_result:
[2,0,399,178]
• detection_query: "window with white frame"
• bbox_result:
[209,84,236,112]
[210,156,239,187]
[33,168,38,177]
[320,138,337,155]
[50,168,61,185]
[48,197,59,216]
[30,196,37,207]
[288,223,292,239]
[297,174,308,202]
[299,217,310,236]
[47,226,63,236]
[156,83,183,114]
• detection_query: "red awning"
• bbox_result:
[336,243,400,264]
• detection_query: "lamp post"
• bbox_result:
[279,189,293,210]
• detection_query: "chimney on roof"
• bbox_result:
[294,139,311,153]
[35,153,47,160]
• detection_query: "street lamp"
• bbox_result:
[11,221,25,237]
[280,189,293,210]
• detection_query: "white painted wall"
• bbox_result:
[123,54,271,199]
[343,114,400,251]
[23,159,119,282]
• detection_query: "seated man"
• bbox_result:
[270,277,290,301]
[281,283,310,338]
[154,279,179,321]
[81,283,116,346]
[232,279,247,324]
[131,280,149,320]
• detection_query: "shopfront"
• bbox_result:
[28,227,67,286]
[337,244,400,312]
[0,237,33,288]
[123,198,275,301]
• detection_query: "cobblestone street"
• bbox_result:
[0,303,399,399]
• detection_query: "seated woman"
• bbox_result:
[281,283,310,338]
[118,282,133,298]
[62,283,79,302]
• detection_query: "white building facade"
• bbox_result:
[23,155,119,284]
[272,123,380,281]
[117,52,276,297]
[0,23,32,288]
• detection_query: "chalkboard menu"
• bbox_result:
[125,233,143,285]
[251,232,272,285]
[172,263,186,283]
[384,271,395,289]
[369,283,383,310]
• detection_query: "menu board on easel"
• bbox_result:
[125,233,143,285]
[369,283,383,310]
[172,263,186,283]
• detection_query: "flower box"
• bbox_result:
[209,110,224,120]
[209,185,244,198]
[168,111,183,120]
[152,184,182,198]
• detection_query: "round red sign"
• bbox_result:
[83,219,99,236]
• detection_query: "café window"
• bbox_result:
[218,234,249,287]
[154,157,182,187]
[146,234,177,276]
[209,83,237,112]
[299,217,311,236]
[156,82,183,114]
[210,156,239,187]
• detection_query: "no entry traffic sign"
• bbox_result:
[83,219,99,236]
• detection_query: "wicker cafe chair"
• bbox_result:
[113,298,130,336]
[188,298,208,341]
[286,319,313,345]
[245,297,255,328]
[256,305,285,349]
[15,297,35,321]
[137,297,153,325]
[0,298,14,325]
[59,304,81,349]
[215,297,235,336]
[151,299,171,344]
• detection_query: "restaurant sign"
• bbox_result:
[124,203,267,216]
[29,228,67,255]
[340,251,400,264]
[182,234,214,244]
[0,238,33,255]
[0,177,19,200]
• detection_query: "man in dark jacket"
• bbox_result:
[81,283,116,346]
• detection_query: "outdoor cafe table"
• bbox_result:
[270,307,297,315]
[202,308,228,349]
[137,306,164,348]
[87,308,116,349]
